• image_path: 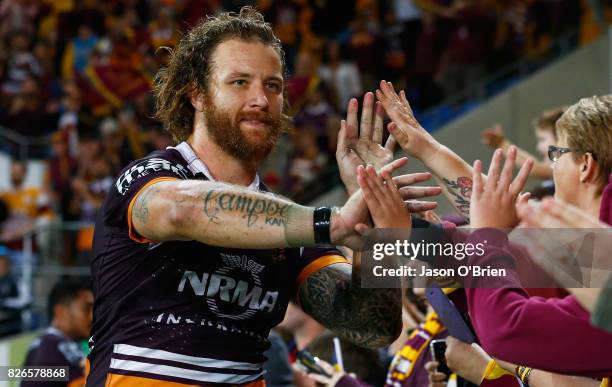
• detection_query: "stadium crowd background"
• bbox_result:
[0,0,611,385]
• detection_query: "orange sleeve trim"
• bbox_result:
[127,177,179,244]
[296,254,349,290]
[68,376,86,387]
[105,373,265,387]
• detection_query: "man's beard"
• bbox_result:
[204,104,286,162]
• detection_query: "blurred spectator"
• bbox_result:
[391,0,423,66]
[319,41,363,113]
[22,279,93,387]
[0,249,22,337]
[481,106,566,182]
[308,331,387,387]
[288,129,329,193]
[278,302,326,355]
[61,24,99,78]
[264,330,294,387]
[1,30,42,96]
[293,84,339,152]
[148,6,180,50]
[0,160,53,246]
[438,0,496,97]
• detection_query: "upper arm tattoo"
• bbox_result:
[442,177,472,219]
[298,263,402,348]
[133,184,164,226]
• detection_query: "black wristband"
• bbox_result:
[313,207,332,244]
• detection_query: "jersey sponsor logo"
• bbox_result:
[177,253,278,320]
[152,312,268,343]
[115,158,190,195]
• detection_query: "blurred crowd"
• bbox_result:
[0,0,602,205]
[0,0,610,337]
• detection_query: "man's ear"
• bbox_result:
[580,152,599,183]
[54,303,66,322]
[190,90,205,112]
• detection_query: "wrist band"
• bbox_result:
[313,207,332,244]
[515,366,533,387]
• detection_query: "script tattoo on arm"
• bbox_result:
[441,176,473,219]
[202,188,293,228]
[298,263,402,348]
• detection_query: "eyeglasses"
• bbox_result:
[548,145,577,162]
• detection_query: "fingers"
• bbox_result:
[425,361,447,385]
[360,92,375,140]
[516,192,531,208]
[472,159,483,198]
[392,171,433,187]
[399,186,442,199]
[424,361,439,373]
[357,165,383,215]
[365,164,388,204]
[354,222,372,235]
[406,200,438,212]
[509,157,534,197]
[399,90,412,114]
[337,120,348,154]
[381,169,400,198]
[373,101,384,144]
[379,156,409,176]
[387,122,406,149]
[345,98,359,139]
[384,127,397,151]
[486,149,503,190]
[376,81,407,123]
[539,199,581,226]
[498,146,517,190]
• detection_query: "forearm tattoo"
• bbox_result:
[298,263,402,348]
[441,177,472,219]
[202,188,292,227]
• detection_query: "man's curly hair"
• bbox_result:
[153,7,286,143]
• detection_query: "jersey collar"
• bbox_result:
[169,141,261,191]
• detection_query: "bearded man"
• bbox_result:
[85,7,425,386]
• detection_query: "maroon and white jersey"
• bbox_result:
[86,142,346,386]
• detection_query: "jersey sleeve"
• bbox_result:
[102,150,192,243]
[293,246,348,297]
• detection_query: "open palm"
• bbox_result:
[337,92,397,195]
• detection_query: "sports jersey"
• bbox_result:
[86,142,346,386]
[22,326,86,387]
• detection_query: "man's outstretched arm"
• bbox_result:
[297,254,403,348]
[131,179,317,248]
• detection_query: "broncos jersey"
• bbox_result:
[86,142,346,386]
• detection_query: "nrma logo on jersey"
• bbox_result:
[177,253,279,320]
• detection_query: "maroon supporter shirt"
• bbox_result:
[86,143,346,386]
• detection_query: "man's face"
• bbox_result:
[66,290,94,341]
[10,163,26,188]
[552,134,581,205]
[202,39,286,162]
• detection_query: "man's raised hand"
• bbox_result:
[337,92,397,195]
